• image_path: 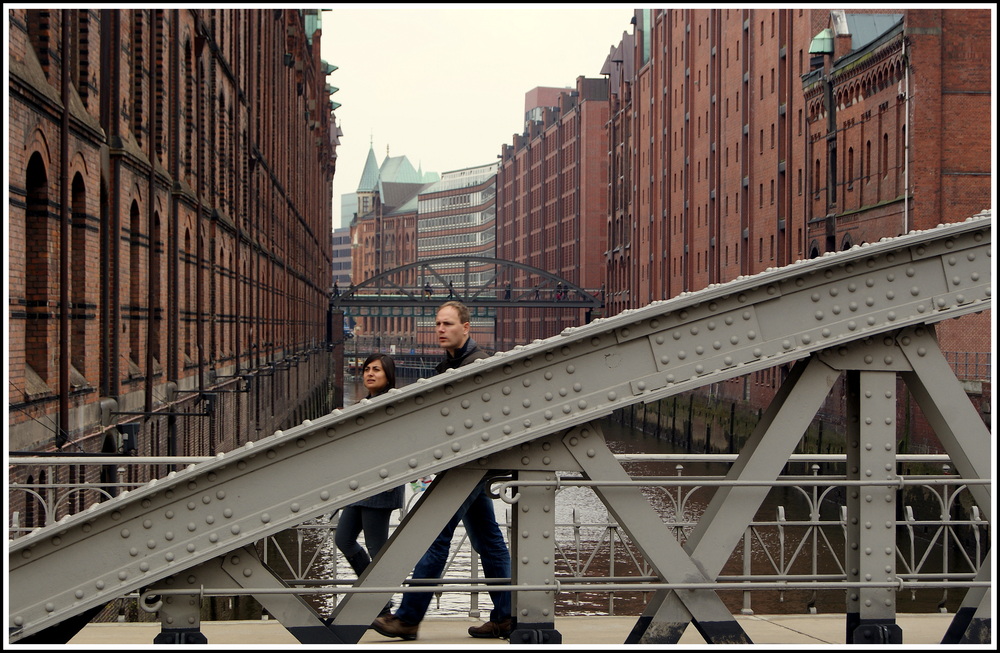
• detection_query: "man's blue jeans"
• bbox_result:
[394,481,512,625]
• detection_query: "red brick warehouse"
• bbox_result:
[8,9,339,527]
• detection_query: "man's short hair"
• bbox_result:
[438,300,470,324]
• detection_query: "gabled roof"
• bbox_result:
[844,13,904,52]
[380,155,423,184]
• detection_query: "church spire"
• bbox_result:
[357,142,381,193]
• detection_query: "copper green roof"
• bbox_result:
[357,145,381,192]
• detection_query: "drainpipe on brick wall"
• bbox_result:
[58,10,71,449]
[902,37,910,234]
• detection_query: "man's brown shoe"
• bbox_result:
[468,618,512,639]
[371,614,418,640]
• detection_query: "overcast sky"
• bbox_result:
[320,5,635,229]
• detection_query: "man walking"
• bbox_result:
[371,301,513,640]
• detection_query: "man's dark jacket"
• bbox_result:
[435,337,489,374]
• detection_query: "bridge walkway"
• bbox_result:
[68,612,957,646]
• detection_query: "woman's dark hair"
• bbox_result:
[362,353,396,394]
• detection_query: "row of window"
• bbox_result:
[418,186,495,213]
[418,207,496,231]
[417,228,496,252]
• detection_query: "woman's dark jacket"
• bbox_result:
[349,389,405,510]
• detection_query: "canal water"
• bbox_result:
[270,376,968,619]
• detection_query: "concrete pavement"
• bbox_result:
[64,613,961,647]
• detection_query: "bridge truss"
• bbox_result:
[331,255,604,317]
[8,212,992,645]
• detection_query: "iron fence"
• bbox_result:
[8,452,988,618]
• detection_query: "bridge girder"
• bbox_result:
[331,255,604,314]
[8,212,992,644]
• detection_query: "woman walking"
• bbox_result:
[334,353,404,613]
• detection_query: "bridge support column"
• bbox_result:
[844,370,902,645]
[147,581,207,644]
[509,470,562,644]
[147,545,343,644]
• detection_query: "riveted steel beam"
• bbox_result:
[509,470,562,645]
[8,213,991,642]
[565,422,752,644]
[845,370,903,644]
[624,355,839,643]
[147,546,343,644]
[326,466,488,641]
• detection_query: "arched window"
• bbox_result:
[71,173,88,378]
[26,152,52,385]
[184,228,193,361]
[865,140,872,182]
[129,202,143,370]
[881,133,889,177]
[847,147,855,189]
[150,212,163,369]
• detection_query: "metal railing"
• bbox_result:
[8,453,988,618]
[942,351,991,382]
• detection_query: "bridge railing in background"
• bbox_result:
[942,351,991,383]
[8,453,988,619]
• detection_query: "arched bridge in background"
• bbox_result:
[9,212,992,645]
[331,256,604,318]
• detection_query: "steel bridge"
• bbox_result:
[8,212,992,645]
[331,255,604,318]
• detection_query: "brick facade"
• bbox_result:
[604,8,991,444]
[8,9,338,527]
[496,77,610,349]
